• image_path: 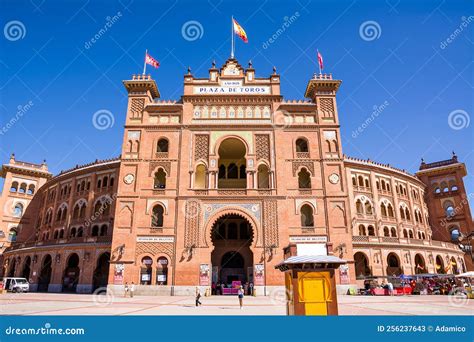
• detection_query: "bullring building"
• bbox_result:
[0,58,472,295]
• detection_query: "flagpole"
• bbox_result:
[143,49,148,75]
[231,16,234,58]
[317,49,321,74]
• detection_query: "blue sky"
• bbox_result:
[0,0,473,195]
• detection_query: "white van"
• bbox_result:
[2,277,30,293]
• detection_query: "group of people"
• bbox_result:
[211,282,254,296]
[123,282,136,297]
[362,276,471,296]
[196,285,245,309]
[416,277,469,295]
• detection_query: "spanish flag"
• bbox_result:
[233,18,248,43]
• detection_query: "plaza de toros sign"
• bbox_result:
[193,80,270,95]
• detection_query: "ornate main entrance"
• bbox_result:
[210,214,254,286]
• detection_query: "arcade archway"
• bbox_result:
[386,253,402,276]
[414,254,426,274]
[210,214,254,289]
[62,253,80,293]
[93,252,110,290]
[38,255,52,292]
[354,252,371,278]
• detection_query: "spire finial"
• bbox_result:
[212,60,216,68]
[187,66,191,75]
[272,66,276,74]
[248,60,252,68]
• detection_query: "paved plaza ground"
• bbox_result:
[0,292,472,315]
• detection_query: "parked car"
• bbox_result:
[2,277,30,293]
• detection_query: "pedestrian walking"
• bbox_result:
[387,281,394,296]
[238,286,244,309]
[130,282,135,298]
[124,282,129,298]
[195,287,202,307]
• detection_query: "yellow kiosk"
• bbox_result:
[275,244,346,316]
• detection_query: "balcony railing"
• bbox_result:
[352,236,459,251]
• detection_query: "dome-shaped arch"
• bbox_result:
[213,134,250,156]
[204,207,259,248]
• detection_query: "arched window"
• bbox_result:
[70,227,77,238]
[409,230,414,238]
[364,202,373,215]
[110,177,114,187]
[27,184,35,195]
[295,138,309,152]
[298,168,311,189]
[100,224,107,236]
[61,207,68,221]
[367,225,375,236]
[387,204,394,217]
[356,200,363,214]
[386,183,391,192]
[102,176,108,188]
[403,229,408,238]
[72,203,81,219]
[97,179,102,189]
[364,178,370,188]
[218,165,226,179]
[194,164,207,189]
[383,226,389,237]
[358,225,366,236]
[79,203,86,218]
[227,163,238,179]
[156,257,168,285]
[352,177,357,186]
[154,169,166,189]
[444,201,455,217]
[10,181,18,192]
[358,175,364,187]
[59,229,64,239]
[400,207,405,220]
[140,257,153,285]
[19,183,27,193]
[376,181,380,190]
[300,204,314,227]
[381,203,387,217]
[8,228,17,242]
[405,208,410,221]
[91,225,99,237]
[81,181,86,191]
[151,205,164,227]
[381,180,386,191]
[77,227,84,237]
[390,227,397,237]
[239,165,246,179]
[450,226,461,242]
[13,203,24,217]
[157,138,169,153]
[257,164,270,189]
[435,187,441,194]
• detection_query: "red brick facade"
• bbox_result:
[1,59,471,295]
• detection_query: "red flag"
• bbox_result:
[233,18,248,43]
[317,51,324,71]
[145,53,160,69]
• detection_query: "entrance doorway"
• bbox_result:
[62,253,80,293]
[38,255,52,292]
[210,214,254,293]
[93,252,110,290]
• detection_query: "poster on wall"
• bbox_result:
[114,264,124,285]
[254,264,264,286]
[199,264,210,286]
[339,264,350,284]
